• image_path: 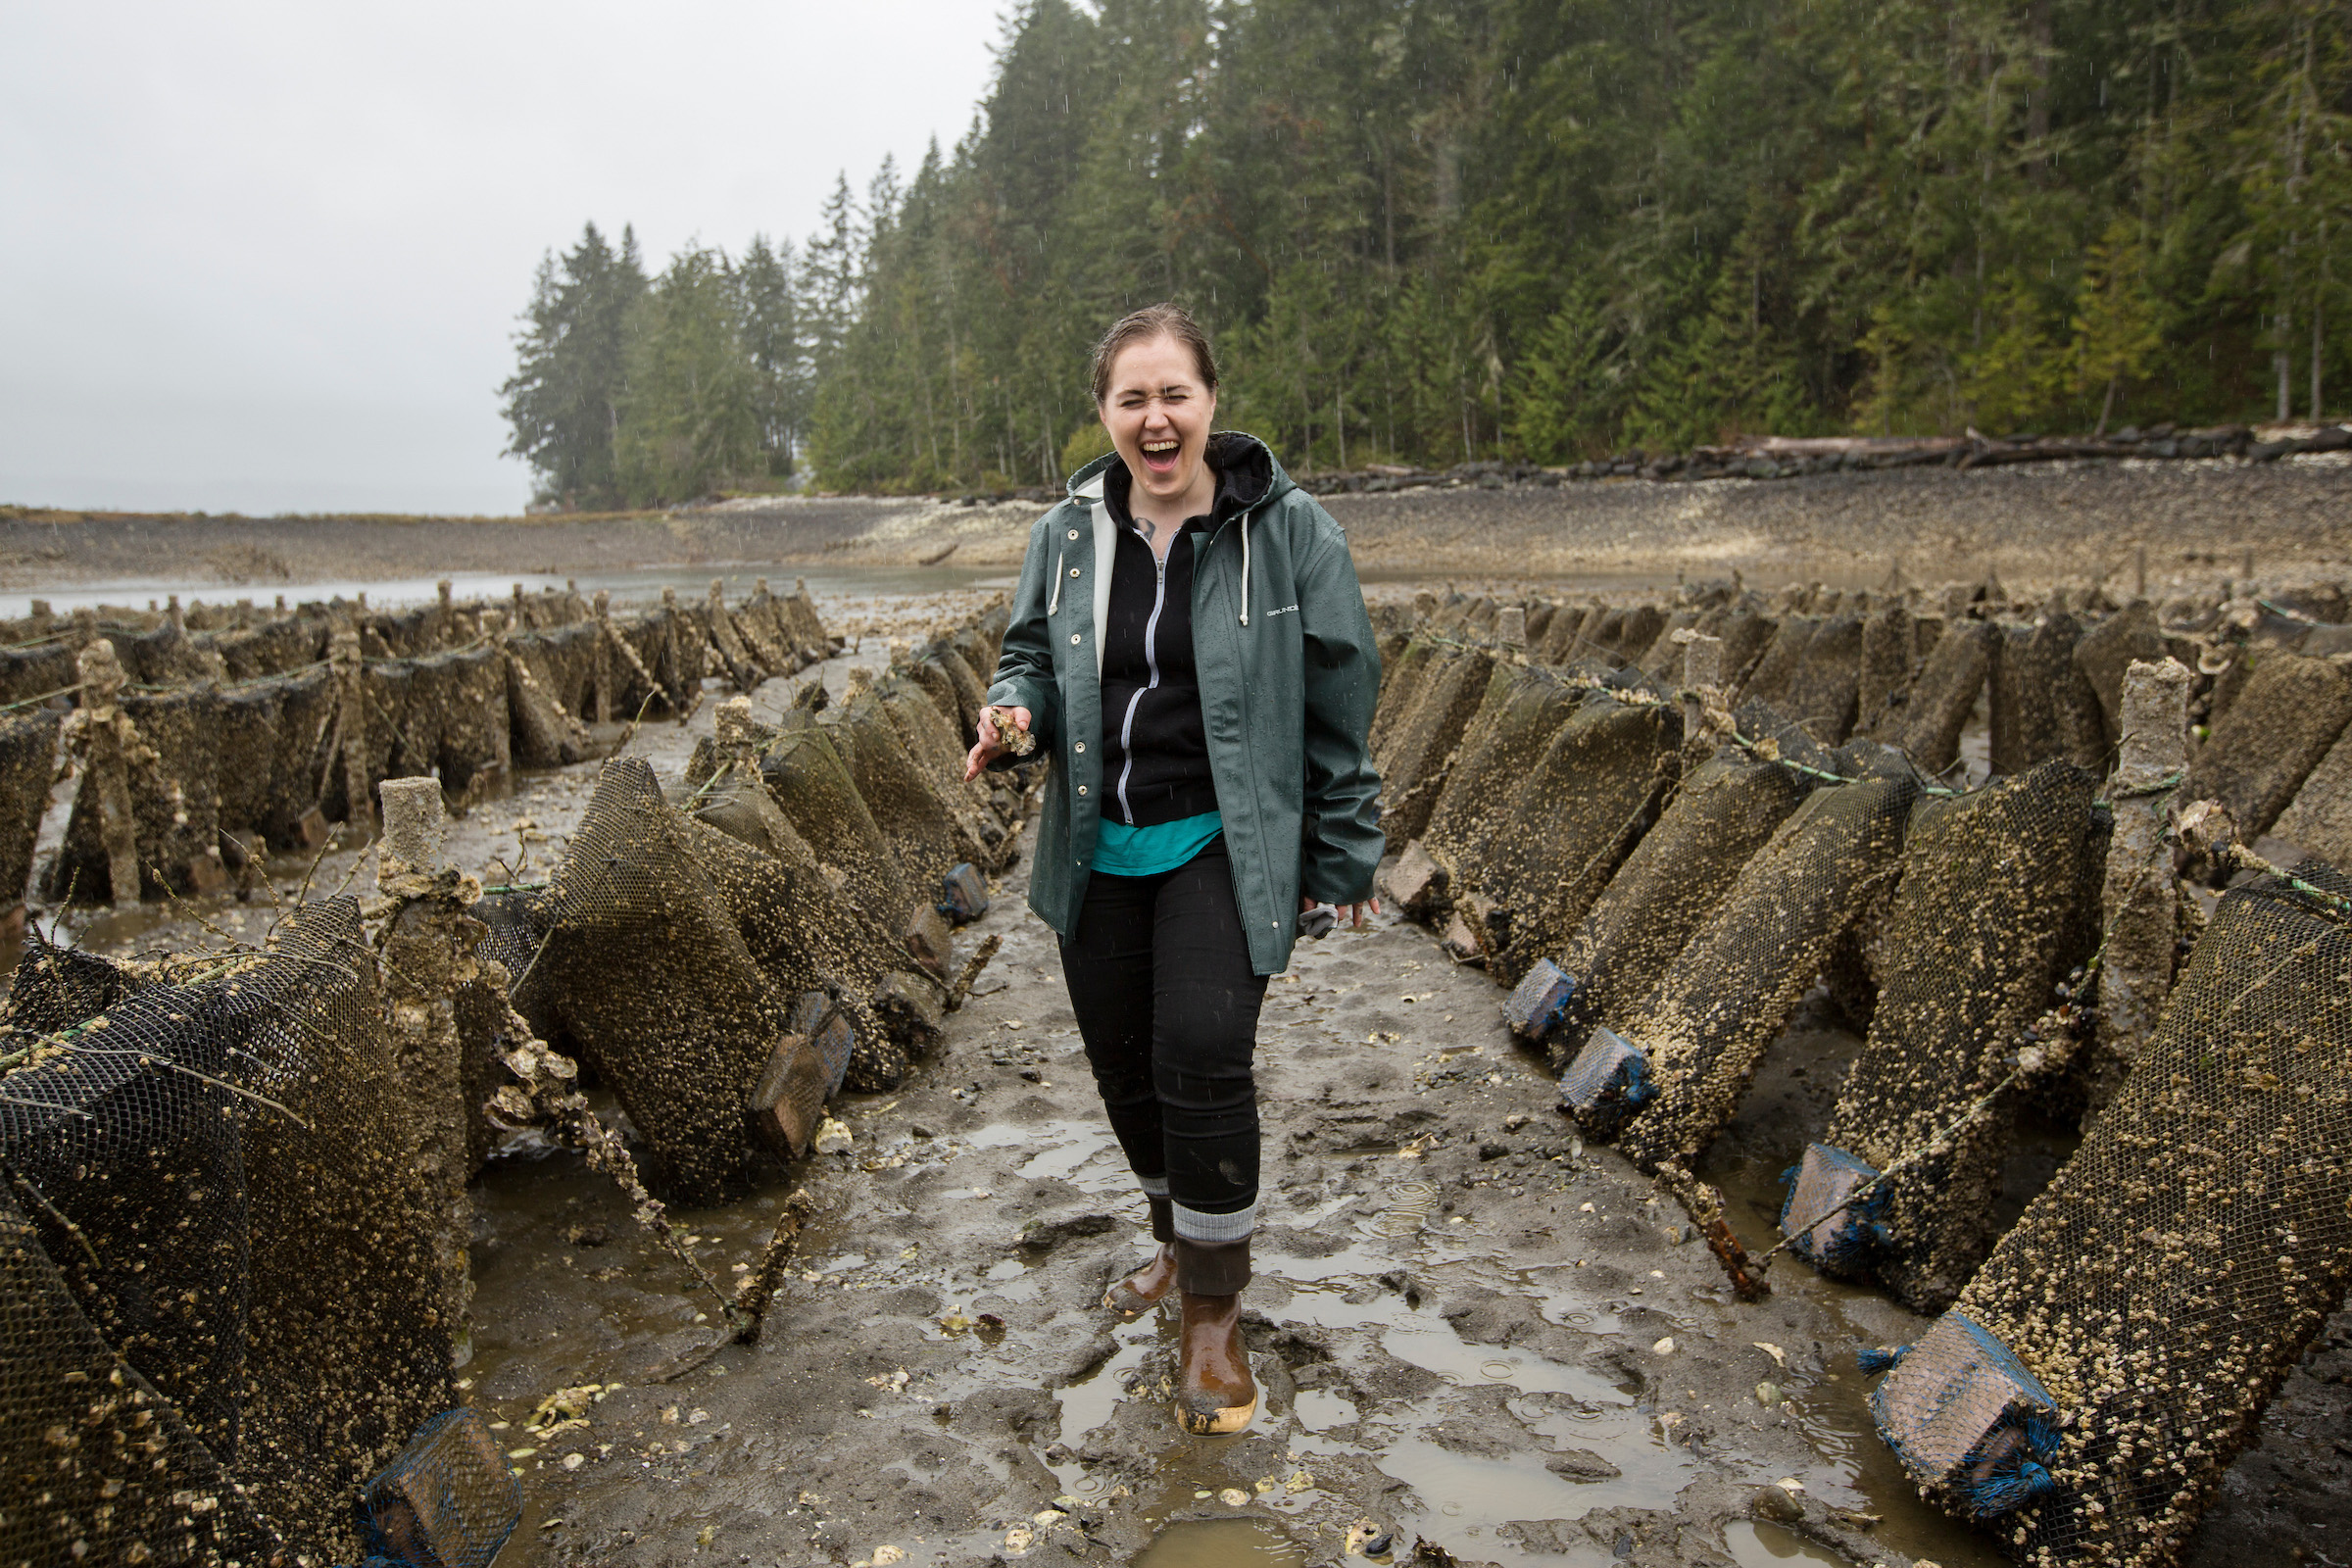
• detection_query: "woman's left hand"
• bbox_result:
[1305,894,1381,931]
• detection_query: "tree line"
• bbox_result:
[502,0,2350,507]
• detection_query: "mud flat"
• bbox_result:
[16,593,2338,1568]
[7,453,2347,599]
[12,547,2352,1567]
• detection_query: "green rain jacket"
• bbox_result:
[985,432,1385,976]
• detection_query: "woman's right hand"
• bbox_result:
[964,705,1033,781]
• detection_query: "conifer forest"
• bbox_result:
[500,0,2350,508]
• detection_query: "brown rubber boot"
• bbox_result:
[1173,1237,1255,1436]
[1103,1196,1177,1318]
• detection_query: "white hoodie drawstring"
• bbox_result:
[1237,514,1251,627]
[1048,550,1063,614]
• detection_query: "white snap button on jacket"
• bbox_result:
[1078,785,1089,796]
[1070,633,1081,644]
[1067,529,1080,539]
[1074,743,1085,753]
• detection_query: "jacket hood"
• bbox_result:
[1066,430,1297,514]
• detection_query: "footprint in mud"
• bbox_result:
[1364,1181,1438,1238]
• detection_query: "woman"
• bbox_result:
[963,304,1384,1436]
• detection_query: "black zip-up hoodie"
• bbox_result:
[1097,432,1276,828]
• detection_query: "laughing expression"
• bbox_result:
[1100,333,1217,514]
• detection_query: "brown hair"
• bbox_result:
[1090,304,1220,407]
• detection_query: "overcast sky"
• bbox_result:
[0,2,1005,515]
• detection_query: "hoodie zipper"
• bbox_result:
[1114,538,1167,827]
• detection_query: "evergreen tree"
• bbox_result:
[614,245,761,506]
[500,222,647,508]
[505,0,2352,501]
[738,234,806,475]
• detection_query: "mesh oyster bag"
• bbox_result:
[517,757,798,1203]
[1867,860,2352,1568]
[1411,665,1590,920]
[2072,601,2168,754]
[217,613,326,681]
[0,710,60,908]
[0,1188,279,1567]
[1854,604,1917,740]
[1990,614,2106,776]
[826,686,969,900]
[1595,773,1918,1170]
[757,723,917,933]
[2186,650,2352,843]
[401,647,512,803]
[503,640,591,768]
[1892,620,1995,775]
[1367,637,1444,760]
[0,641,79,708]
[1536,605,1596,665]
[216,677,297,859]
[874,670,1019,869]
[0,900,454,1563]
[1713,604,1780,692]
[2276,717,2352,865]
[1633,610,1701,678]
[924,643,990,736]
[1464,690,1682,984]
[677,808,924,1091]
[1528,746,1817,1066]
[1783,613,1863,744]
[49,684,223,901]
[1788,761,2104,1311]
[1374,645,1495,847]
[1736,613,1819,710]
[1600,605,1665,663]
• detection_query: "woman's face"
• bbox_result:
[1099,333,1216,509]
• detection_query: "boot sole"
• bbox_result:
[1102,1285,1167,1320]
[1176,1393,1257,1437]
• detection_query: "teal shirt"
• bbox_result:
[1093,810,1223,877]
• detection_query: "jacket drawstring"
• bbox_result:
[1048,550,1063,614]
[1237,514,1251,626]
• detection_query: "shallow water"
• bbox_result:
[1135,1516,1309,1565]
[1722,1519,1853,1565]
[0,563,1015,619]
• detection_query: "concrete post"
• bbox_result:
[73,640,142,906]
[1681,631,1727,765]
[591,589,614,723]
[375,775,478,1367]
[330,627,373,833]
[2087,657,2192,1112]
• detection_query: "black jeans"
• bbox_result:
[1057,838,1269,1243]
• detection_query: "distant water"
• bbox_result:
[0,564,1017,620]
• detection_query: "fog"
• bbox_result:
[0,1,1002,515]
